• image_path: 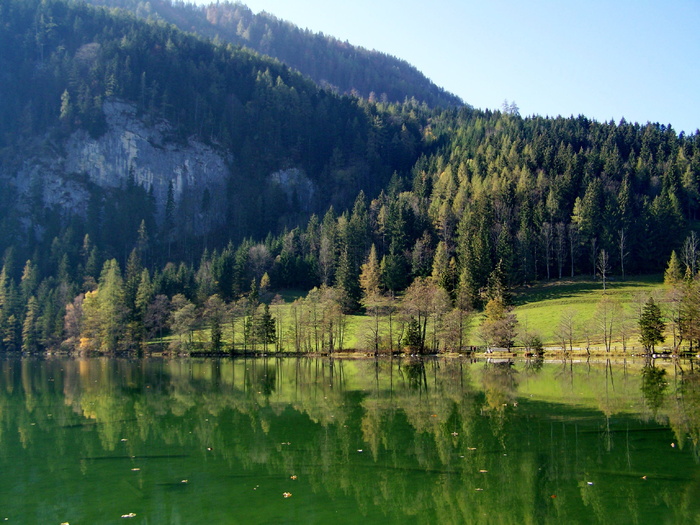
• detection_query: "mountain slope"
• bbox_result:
[0,0,428,261]
[79,0,464,108]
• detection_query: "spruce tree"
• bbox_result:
[639,297,665,351]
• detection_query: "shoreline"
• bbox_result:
[18,347,698,364]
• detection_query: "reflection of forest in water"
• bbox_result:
[2,357,700,524]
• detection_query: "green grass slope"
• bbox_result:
[513,275,665,350]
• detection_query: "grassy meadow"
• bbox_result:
[176,275,672,356]
[512,275,665,351]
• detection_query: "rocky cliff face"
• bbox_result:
[6,98,320,241]
[13,100,232,229]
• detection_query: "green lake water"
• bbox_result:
[1,356,700,524]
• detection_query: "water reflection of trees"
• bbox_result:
[1,357,699,523]
[669,370,700,459]
[641,365,667,414]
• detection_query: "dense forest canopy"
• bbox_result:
[0,0,699,354]
[78,0,465,108]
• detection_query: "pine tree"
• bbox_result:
[402,317,422,352]
[21,296,39,352]
[255,303,277,351]
[639,297,665,352]
[91,259,127,353]
[431,241,451,292]
[335,247,360,310]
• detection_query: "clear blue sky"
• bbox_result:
[192,0,700,133]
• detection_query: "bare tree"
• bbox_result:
[541,222,553,280]
[618,229,629,280]
[440,305,473,353]
[568,223,579,278]
[597,249,610,291]
[664,284,684,350]
[248,244,272,281]
[479,296,518,350]
[682,231,699,275]
[555,308,578,353]
[144,294,170,344]
[594,296,619,352]
[401,277,450,353]
[578,318,594,356]
[555,222,567,279]
[318,235,335,286]
[616,304,634,353]
[590,237,598,277]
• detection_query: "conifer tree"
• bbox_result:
[255,303,277,351]
[359,244,381,299]
[21,296,39,352]
[639,297,665,352]
[431,241,451,293]
[81,259,127,353]
[664,250,683,285]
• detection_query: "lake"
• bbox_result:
[1,356,699,524]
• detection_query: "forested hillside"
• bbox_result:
[79,0,464,108]
[0,0,424,250]
[0,0,699,355]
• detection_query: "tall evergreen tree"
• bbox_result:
[639,297,665,352]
